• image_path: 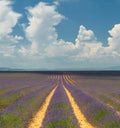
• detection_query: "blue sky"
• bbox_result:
[0,0,120,70]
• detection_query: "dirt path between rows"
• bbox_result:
[63,85,94,128]
[28,86,57,128]
[28,75,94,128]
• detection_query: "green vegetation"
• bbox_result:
[98,95,120,112]
[50,103,68,110]
[0,86,25,95]
[102,121,120,128]
[0,113,24,128]
[45,120,76,128]
[0,94,22,110]
[93,109,109,122]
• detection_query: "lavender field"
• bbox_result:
[0,72,120,128]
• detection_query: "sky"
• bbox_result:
[0,0,120,70]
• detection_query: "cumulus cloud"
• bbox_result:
[75,25,102,58]
[18,1,120,69]
[0,2,20,35]
[0,0,22,57]
[1,1,120,69]
[24,2,64,55]
[22,2,103,59]
[45,39,75,57]
[75,25,97,44]
[107,24,120,52]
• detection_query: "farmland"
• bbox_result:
[0,72,120,128]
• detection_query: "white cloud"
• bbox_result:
[107,24,120,53]
[22,2,103,59]
[0,0,21,35]
[24,2,64,55]
[45,39,75,57]
[1,1,119,69]
[0,0,22,57]
[19,1,120,69]
[75,25,97,45]
[74,25,102,58]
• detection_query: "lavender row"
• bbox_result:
[0,79,51,98]
[71,75,120,100]
[42,79,79,128]
[0,73,50,91]
[0,73,53,95]
[1,79,56,113]
[0,83,48,111]
[63,76,120,128]
[0,79,44,97]
[71,74,120,119]
[0,80,57,128]
[0,78,55,112]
